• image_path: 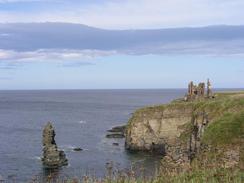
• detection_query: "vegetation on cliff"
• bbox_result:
[124,91,244,182]
[202,111,243,146]
[35,163,243,183]
[127,91,244,146]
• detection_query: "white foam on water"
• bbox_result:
[30,156,41,161]
[60,145,76,150]
[79,120,86,124]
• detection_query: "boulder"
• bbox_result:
[106,133,125,138]
[106,125,126,138]
[107,125,126,133]
[73,147,83,152]
[0,175,4,182]
[42,122,68,168]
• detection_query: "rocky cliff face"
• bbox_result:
[42,122,68,168]
[125,101,211,166]
[187,111,209,160]
[125,104,193,152]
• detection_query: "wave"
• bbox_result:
[30,156,41,161]
[60,145,76,151]
[78,120,86,124]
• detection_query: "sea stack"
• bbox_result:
[42,122,68,168]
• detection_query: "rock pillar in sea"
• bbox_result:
[42,122,68,168]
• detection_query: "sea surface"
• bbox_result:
[0,89,191,182]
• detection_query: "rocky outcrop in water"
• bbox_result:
[106,125,126,138]
[42,122,68,168]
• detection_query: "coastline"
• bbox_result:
[0,89,243,182]
[33,90,244,182]
[124,90,244,179]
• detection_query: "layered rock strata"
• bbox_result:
[125,103,210,165]
[125,104,192,152]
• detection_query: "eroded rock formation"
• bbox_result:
[106,125,126,138]
[125,104,210,167]
[125,104,193,153]
[188,112,209,160]
[42,122,68,168]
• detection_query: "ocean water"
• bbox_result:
[0,89,186,182]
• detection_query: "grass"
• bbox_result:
[202,112,244,146]
[31,165,243,183]
[130,91,244,121]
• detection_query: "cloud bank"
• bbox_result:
[0,49,117,62]
[0,23,244,62]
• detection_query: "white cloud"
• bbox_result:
[0,33,10,37]
[0,49,117,62]
[0,0,52,3]
[0,0,244,29]
[1,39,244,64]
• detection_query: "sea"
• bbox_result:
[0,89,205,182]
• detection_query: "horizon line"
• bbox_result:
[1,22,244,31]
[0,88,243,91]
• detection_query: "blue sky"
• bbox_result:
[0,0,244,89]
[1,54,243,89]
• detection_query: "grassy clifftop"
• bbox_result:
[128,91,244,148]
[191,92,244,147]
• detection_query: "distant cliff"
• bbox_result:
[125,92,244,170]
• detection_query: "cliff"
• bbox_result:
[125,92,244,170]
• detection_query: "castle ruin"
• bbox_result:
[185,79,213,101]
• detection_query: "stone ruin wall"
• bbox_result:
[186,79,213,101]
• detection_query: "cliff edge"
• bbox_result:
[125,92,244,170]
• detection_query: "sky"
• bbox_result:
[0,0,244,89]
[1,0,244,29]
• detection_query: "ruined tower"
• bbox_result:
[198,83,205,96]
[207,79,212,98]
[185,79,213,101]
